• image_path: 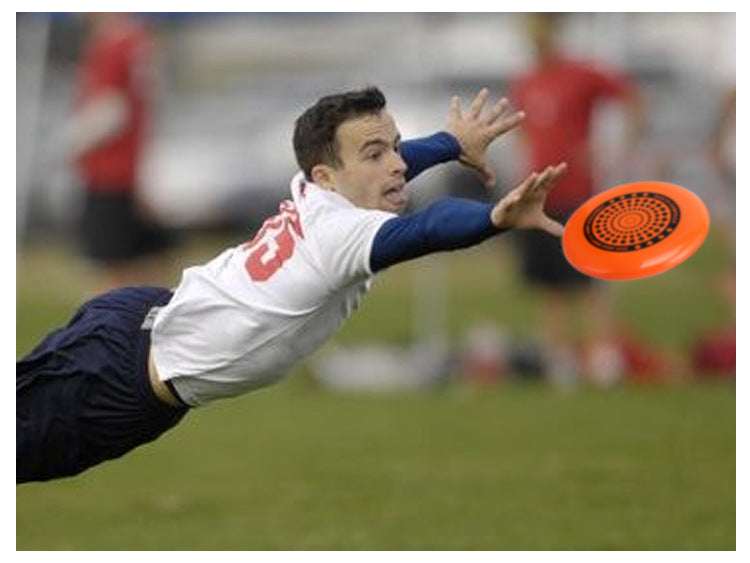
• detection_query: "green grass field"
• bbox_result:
[16,233,735,550]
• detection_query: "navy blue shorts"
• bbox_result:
[514,210,593,289]
[80,188,177,264]
[17,286,189,483]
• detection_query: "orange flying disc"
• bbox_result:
[562,181,710,281]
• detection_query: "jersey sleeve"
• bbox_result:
[89,41,130,94]
[88,31,153,97]
[312,207,397,288]
[587,64,635,101]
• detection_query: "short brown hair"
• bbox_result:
[293,87,387,180]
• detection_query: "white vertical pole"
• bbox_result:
[412,253,448,348]
[17,13,51,244]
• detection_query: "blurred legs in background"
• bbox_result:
[508,13,643,388]
[538,284,622,388]
[77,187,178,294]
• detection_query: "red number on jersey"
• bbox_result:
[244,201,304,281]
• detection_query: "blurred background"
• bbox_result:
[17,12,735,550]
[17,12,736,232]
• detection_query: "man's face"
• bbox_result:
[316,111,408,213]
[525,14,559,58]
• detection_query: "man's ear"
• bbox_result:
[311,164,336,190]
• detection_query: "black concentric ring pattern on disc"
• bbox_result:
[583,192,681,252]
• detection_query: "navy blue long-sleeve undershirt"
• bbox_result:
[371,132,504,273]
[370,198,503,272]
[401,131,461,181]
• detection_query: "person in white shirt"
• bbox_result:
[17,86,566,483]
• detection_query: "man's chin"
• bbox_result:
[385,202,406,214]
[383,194,408,213]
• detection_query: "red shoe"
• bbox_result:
[692,330,736,378]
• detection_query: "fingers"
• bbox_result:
[529,162,567,195]
[468,87,490,118]
[451,88,525,137]
[532,166,556,193]
[449,95,462,121]
[457,88,525,123]
[488,97,510,119]
[491,162,568,231]
[546,162,567,188]
[508,162,566,209]
[504,171,538,204]
[470,91,525,129]
[490,110,525,136]
[540,215,565,238]
[483,96,524,137]
[485,97,524,125]
[513,162,565,198]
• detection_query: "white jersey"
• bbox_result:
[151,173,396,406]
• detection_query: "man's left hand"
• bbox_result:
[446,88,525,187]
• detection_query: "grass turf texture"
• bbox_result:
[16,234,735,550]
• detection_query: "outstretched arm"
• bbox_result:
[370,163,567,272]
[400,88,524,184]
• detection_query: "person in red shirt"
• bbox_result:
[63,13,174,290]
[510,13,644,386]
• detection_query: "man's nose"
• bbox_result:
[391,151,407,175]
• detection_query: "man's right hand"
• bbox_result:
[490,163,568,236]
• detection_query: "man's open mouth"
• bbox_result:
[384,186,407,209]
